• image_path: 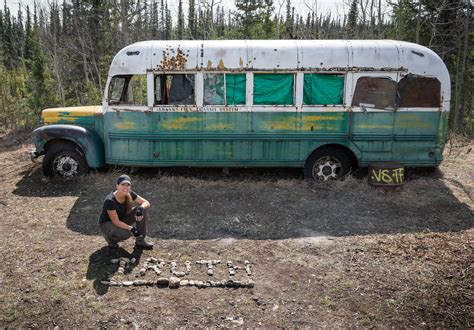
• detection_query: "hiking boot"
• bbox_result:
[105,236,118,249]
[135,237,154,250]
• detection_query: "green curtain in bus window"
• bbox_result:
[254,74,294,105]
[204,74,224,105]
[226,74,246,105]
[303,74,344,105]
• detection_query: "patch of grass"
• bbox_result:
[87,301,102,312]
[320,295,336,310]
[330,287,340,294]
[4,307,18,322]
[359,308,376,326]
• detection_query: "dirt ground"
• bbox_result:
[0,130,472,328]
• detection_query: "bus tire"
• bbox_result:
[304,146,351,181]
[42,143,89,178]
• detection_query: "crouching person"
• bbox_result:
[99,175,154,250]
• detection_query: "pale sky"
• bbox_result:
[5,0,390,22]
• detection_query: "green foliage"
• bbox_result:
[83,80,102,105]
[27,28,58,116]
[177,0,184,40]
[234,0,269,39]
[345,0,358,38]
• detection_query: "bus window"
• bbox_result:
[254,74,294,105]
[155,74,195,105]
[203,73,246,106]
[303,74,344,105]
[204,74,225,105]
[154,75,162,104]
[108,76,126,105]
[352,77,396,109]
[109,75,147,106]
[397,74,441,107]
[126,75,147,106]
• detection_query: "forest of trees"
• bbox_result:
[0,0,472,135]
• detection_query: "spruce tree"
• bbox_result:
[177,0,184,40]
[345,0,358,39]
[188,0,196,39]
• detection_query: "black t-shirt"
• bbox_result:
[99,191,138,224]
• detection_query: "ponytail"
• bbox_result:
[125,193,133,214]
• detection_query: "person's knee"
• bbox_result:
[133,207,147,216]
[110,229,131,242]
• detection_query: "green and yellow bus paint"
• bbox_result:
[32,40,450,179]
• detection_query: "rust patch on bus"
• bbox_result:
[217,60,225,70]
[157,48,188,70]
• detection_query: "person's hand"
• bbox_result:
[135,206,144,222]
[130,226,140,237]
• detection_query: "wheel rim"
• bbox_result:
[312,156,342,180]
[54,155,79,177]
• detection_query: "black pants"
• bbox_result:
[99,207,148,244]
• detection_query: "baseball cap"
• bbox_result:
[117,174,132,185]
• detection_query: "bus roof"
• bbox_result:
[109,39,450,101]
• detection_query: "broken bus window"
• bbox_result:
[352,77,396,109]
[155,74,195,105]
[397,74,441,107]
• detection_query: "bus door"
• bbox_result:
[349,73,398,164]
[105,74,151,165]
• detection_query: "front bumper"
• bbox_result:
[29,148,43,163]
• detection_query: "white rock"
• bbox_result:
[169,277,180,289]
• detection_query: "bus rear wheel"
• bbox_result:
[304,147,351,181]
[42,143,89,178]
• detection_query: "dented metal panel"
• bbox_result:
[298,40,349,71]
[248,40,299,70]
[348,40,401,71]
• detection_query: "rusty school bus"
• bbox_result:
[32,40,450,180]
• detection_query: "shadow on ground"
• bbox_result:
[12,166,473,240]
[86,246,144,295]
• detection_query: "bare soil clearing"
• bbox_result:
[0,130,472,327]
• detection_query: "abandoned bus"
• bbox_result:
[31,40,450,180]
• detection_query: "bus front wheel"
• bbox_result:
[304,147,351,181]
[42,143,89,178]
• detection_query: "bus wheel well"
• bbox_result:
[44,139,85,157]
[307,144,359,170]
